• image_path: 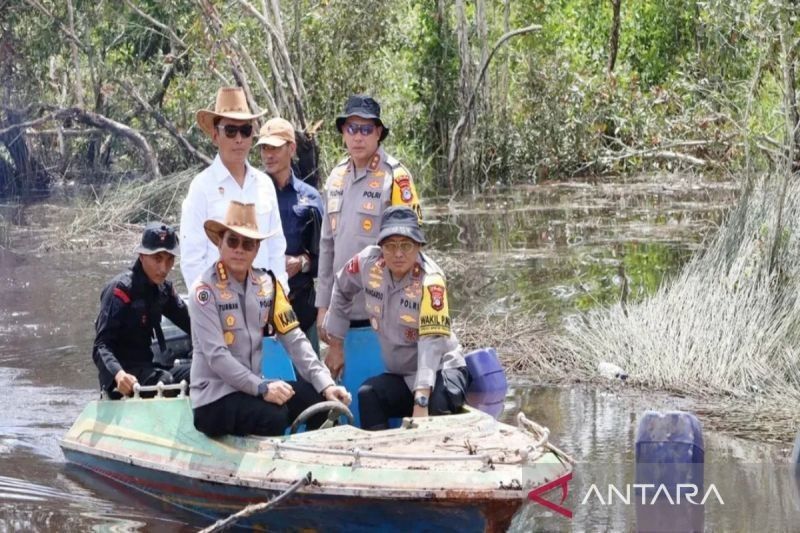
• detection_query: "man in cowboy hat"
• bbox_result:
[180,87,288,292]
[316,94,422,345]
[93,223,191,398]
[256,118,323,351]
[324,206,469,430]
[189,200,350,437]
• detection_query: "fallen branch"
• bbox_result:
[599,149,713,167]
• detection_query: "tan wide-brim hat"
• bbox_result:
[204,201,275,245]
[196,87,267,137]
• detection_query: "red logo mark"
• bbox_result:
[346,257,360,274]
[428,285,445,311]
[528,472,573,519]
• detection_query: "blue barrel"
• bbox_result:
[262,337,297,381]
[635,411,704,531]
[342,327,385,428]
[464,348,507,419]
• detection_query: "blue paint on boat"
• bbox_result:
[63,448,491,532]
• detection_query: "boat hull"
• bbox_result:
[64,449,519,531]
[61,397,569,532]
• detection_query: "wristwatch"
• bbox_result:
[299,254,310,273]
[414,395,429,408]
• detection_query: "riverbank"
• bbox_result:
[11,172,790,445]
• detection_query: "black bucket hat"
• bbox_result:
[135,222,180,256]
[335,94,389,142]
[378,206,425,245]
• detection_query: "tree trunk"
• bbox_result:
[607,0,622,75]
[66,0,84,108]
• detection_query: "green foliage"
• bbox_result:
[1,0,798,193]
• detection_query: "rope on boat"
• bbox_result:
[198,472,312,533]
[516,412,576,465]
[272,441,494,469]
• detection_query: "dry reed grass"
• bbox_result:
[54,167,200,250]
[553,175,800,442]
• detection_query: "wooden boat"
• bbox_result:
[60,384,572,532]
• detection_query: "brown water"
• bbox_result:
[5,177,795,531]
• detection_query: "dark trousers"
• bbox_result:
[358,367,470,430]
[193,377,326,437]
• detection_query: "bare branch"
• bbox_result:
[446,24,542,194]
[23,0,90,55]
[235,0,307,127]
[123,0,188,49]
[121,81,212,166]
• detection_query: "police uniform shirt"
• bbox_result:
[188,261,334,409]
[325,246,465,391]
[180,155,288,289]
[316,146,421,320]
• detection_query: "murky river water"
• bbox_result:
[4,176,797,531]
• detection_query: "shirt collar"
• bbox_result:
[211,154,257,185]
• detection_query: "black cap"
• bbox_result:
[135,222,180,256]
[335,94,389,142]
[378,206,425,245]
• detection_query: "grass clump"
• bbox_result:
[553,175,800,441]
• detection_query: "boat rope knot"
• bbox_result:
[516,412,576,465]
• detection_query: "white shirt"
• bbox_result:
[179,155,288,290]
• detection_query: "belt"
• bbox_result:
[350,319,371,328]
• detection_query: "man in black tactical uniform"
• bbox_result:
[92,223,190,398]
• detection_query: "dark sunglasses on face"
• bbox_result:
[345,123,376,136]
[217,123,254,139]
[225,234,258,251]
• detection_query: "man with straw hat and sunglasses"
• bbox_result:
[189,201,350,437]
[180,87,288,292]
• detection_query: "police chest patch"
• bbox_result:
[224,331,235,345]
[225,315,235,327]
[196,285,211,306]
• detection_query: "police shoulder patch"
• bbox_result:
[113,287,131,304]
[419,274,451,337]
[195,284,212,306]
[346,256,360,274]
[272,281,300,335]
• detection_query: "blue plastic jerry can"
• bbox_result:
[464,348,508,419]
[635,411,705,532]
[341,327,385,427]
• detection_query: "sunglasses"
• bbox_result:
[217,124,254,139]
[225,234,258,252]
[344,123,376,136]
[381,241,416,254]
